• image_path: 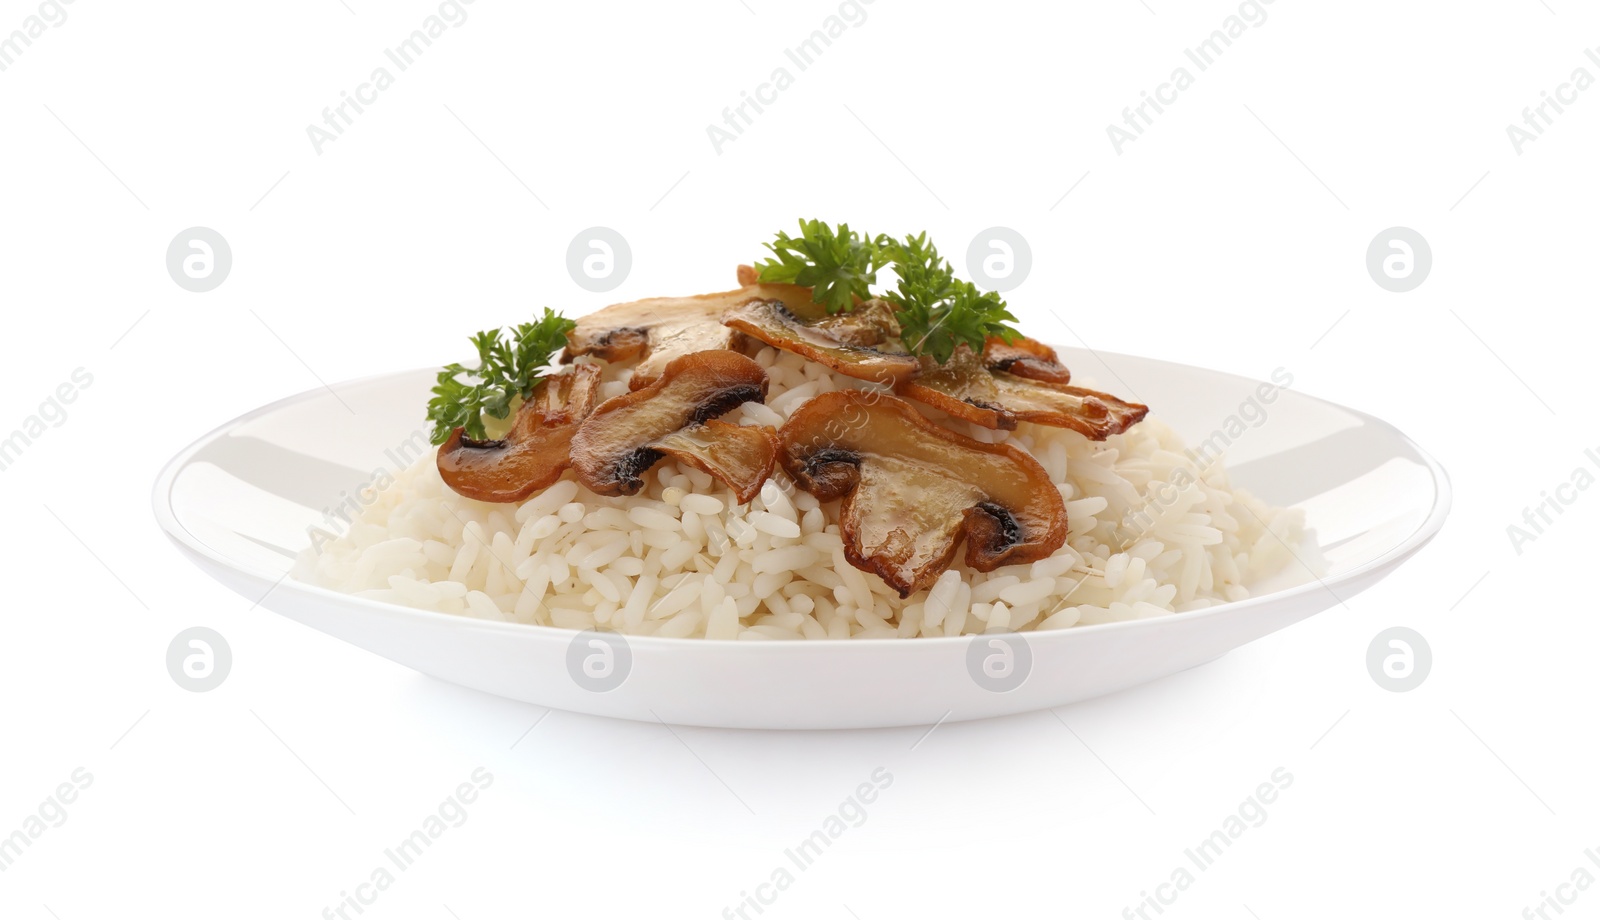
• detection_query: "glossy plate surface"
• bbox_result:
[153,350,1449,729]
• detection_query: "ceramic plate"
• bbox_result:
[153,349,1449,729]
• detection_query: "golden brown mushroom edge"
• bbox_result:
[722,296,921,388]
[437,363,603,503]
[896,345,1149,437]
[777,389,1069,598]
[564,281,817,390]
[982,334,1074,384]
[569,349,778,504]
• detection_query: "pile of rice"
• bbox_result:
[294,346,1307,640]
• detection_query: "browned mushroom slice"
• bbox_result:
[984,335,1072,384]
[895,349,1019,430]
[565,283,817,390]
[437,364,603,503]
[653,420,778,504]
[570,350,776,503]
[723,297,920,386]
[777,390,1068,597]
[897,347,1147,438]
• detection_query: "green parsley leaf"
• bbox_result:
[426,308,576,445]
[880,233,1022,365]
[754,219,889,314]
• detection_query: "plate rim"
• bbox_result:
[152,348,1452,651]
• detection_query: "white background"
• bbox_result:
[3,0,1597,917]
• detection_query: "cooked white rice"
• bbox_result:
[293,346,1308,639]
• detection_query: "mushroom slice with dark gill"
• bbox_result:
[437,363,603,503]
[569,350,777,503]
[564,282,818,390]
[982,334,1073,384]
[777,390,1067,597]
[896,346,1147,438]
[723,292,921,387]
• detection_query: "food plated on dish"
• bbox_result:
[295,222,1311,641]
[156,274,1447,726]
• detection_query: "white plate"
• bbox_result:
[153,350,1449,729]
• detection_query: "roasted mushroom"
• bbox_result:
[570,350,777,503]
[896,346,1147,437]
[437,363,603,503]
[982,335,1072,384]
[723,296,920,387]
[777,390,1068,597]
[565,282,817,390]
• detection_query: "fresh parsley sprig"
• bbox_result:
[879,232,1021,365]
[427,308,576,445]
[754,222,1023,364]
[754,219,889,314]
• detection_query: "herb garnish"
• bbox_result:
[878,232,1020,365]
[426,308,576,445]
[754,219,889,315]
[756,222,1021,364]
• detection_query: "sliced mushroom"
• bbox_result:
[983,335,1072,384]
[652,420,778,504]
[777,390,1067,597]
[570,350,777,503]
[437,363,603,503]
[723,297,920,386]
[565,283,817,390]
[896,346,1147,438]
